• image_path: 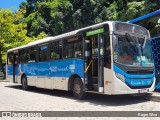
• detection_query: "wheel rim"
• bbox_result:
[74,82,81,95]
[22,78,27,89]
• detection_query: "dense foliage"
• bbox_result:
[24,0,160,37]
[0,0,160,67]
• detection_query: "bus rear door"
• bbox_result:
[13,50,19,83]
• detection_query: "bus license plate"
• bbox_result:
[139,89,148,93]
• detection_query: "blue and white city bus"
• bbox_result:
[6,21,155,99]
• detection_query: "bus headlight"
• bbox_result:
[115,72,125,82]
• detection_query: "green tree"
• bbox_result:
[0,8,33,65]
[0,0,159,69]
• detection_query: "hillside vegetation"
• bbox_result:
[0,0,160,66]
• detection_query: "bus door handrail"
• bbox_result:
[84,60,93,73]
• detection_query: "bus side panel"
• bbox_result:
[36,62,50,88]
[7,65,13,82]
[20,63,38,86]
[103,67,114,94]
[16,59,84,90]
[49,59,84,90]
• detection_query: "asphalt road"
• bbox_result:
[0,82,160,120]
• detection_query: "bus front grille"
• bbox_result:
[126,70,153,75]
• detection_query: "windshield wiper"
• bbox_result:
[125,33,140,55]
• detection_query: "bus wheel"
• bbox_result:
[22,76,28,90]
[72,77,86,99]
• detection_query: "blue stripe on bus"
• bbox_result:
[125,77,154,87]
[113,64,154,87]
[7,59,84,78]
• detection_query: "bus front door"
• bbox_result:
[84,34,104,92]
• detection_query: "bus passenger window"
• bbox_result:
[63,40,74,58]
[39,44,48,62]
[50,41,62,60]
[74,42,82,58]
[28,47,37,62]
[63,36,82,59]
[19,49,28,63]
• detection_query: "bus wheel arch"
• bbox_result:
[21,74,28,90]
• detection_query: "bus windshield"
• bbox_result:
[113,34,154,67]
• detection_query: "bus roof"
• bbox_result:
[7,21,146,52]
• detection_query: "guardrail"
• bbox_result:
[151,35,160,90]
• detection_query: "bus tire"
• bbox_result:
[22,76,28,90]
[72,77,86,99]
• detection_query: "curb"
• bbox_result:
[0,80,9,82]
